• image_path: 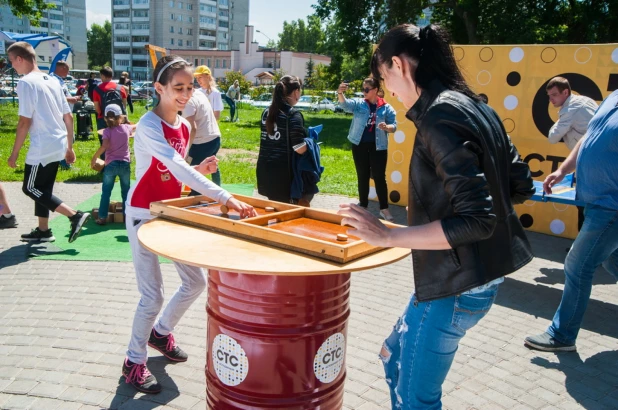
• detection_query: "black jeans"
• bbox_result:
[22,162,64,218]
[352,142,388,209]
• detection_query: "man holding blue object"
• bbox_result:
[525,90,618,352]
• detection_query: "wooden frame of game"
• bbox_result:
[150,194,398,263]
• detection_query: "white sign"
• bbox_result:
[313,332,345,384]
[212,334,249,386]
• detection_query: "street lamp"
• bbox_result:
[256,29,277,70]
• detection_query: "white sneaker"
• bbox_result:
[379,209,394,222]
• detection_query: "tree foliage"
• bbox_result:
[86,21,112,69]
[219,70,252,95]
[1,0,54,26]
[277,15,326,53]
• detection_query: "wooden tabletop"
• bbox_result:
[138,218,411,276]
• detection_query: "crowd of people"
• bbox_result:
[0,22,616,407]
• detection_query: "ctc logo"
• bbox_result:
[216,349,239,367]
[322,347,343,365]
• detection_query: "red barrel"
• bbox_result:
[206,270,351,409]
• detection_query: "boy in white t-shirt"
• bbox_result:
[6,42,90,243]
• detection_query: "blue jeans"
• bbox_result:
[188,138,221,193]
[222,93,236,121]
[98,160,130,219]
[547,204,618,344]
[381,285,499,409]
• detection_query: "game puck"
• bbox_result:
[336,234,348,242]
[220,205,229,214]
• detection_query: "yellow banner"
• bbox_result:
[380,44,618,239]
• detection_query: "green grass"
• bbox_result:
[0,102,358,197]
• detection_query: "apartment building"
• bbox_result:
[112,0,249,79]
[0,0,88,69]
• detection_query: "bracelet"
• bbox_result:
[338,92,343,95]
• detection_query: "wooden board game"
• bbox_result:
[149,194,401,263]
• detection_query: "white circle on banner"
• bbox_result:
[574,47,592,64]
[504,95,519,110]
[612,48,618,63]
[509,47,524,63]
[523,200,536,207]
[392,150,405,164]
[212,334,248,386]
[550,219,566,235]
[391,171,402,184]
[313,333,345,384]
[368,186,377,199]
[477,70,492,86]
[394,130,406,144]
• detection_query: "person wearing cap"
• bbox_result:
[193,66,223,120]
[91,104,134,225]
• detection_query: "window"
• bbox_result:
[187,28,192,35]
[170,25,174,33]
[133,9,148,17]
[177,14,183,21]
[178,39,183,46]
[219,10,228,17]
[188,16,193,23]
[132,35,149,42]
[187,3,192,10]
[207,58,211,66]
[194,58,198,66]
[133,60,148,67]
[187,40,193,47]
[133,0,149,4]
[218,31,227,40]
[199,40,215,48]
[178,27,183,34]
[200,4,216,12]
[200,58,204,65]
[115,36,130,42]
[218,20,228,28]
[50,13,63,21]
[222,59,226,68]
[113,9,130,17]
[55,5,63,11]
[200,16,215,25]
[170,13,175,20]
[218,43,229,50]
[115,48,131,54]
[132,23,149,30]
[50,23,62,29]
[16,20,24,26]
[113,0,129,5]
[116,59,130,66]
[219,0,228,5]
[170,38,174,45]
[115,23,129,29]
[200,29,216,36]
[169,0,174,6]
[178,1,182,9]
[215,59,219,68]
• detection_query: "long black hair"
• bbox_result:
[266,75,302,135]
[371,24,480,101]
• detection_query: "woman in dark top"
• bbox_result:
[256,75,311,205]
[120,72,133,114]
[338,24,535,408]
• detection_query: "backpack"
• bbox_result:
[95,83,126,115]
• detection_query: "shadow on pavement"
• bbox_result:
[108,357,181,410]
[497,277,618,340]
[529,350,618,408]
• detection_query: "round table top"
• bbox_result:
[138,218,411,276]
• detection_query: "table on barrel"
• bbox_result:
[138,218,410,410]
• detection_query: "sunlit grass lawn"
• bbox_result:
[0,101,358,197]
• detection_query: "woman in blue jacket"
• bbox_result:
[338,77,397,221]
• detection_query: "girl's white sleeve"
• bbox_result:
[139,117,232,204]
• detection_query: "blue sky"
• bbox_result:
[86,0,318,46]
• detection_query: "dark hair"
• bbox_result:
[363,77,380,91]
[266,75,302,135]
[152,55,193,101]
[119,76,126,85]
[371,24,480,102]
[100,66,113,78]
[546,76,571,94]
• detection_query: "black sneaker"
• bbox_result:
[121,358,162,394]
[21,227,55,242]
[0,215,18,229]
[68,211,90,243]
[524,332,576,352]
[148,329,188,362]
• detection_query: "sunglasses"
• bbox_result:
[363,87,375,93]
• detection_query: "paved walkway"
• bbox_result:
[0,181,617,410]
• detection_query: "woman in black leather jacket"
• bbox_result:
[339,24,535,409]
[256,75,311,205]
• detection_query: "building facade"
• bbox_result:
[112,0,249,79]
[0,0,87,69]
[170,26,331,84]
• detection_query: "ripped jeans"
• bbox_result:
[380,284,500,409]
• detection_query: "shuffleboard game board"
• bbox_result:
[150,194,400,263]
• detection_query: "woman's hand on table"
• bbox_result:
[338,203,391,246]
[226,197,257,218]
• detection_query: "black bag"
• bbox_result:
[94,84,126,115]
[76,110,93,138]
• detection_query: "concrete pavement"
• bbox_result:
[1,181,617,409]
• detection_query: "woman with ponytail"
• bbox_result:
[257,75,313,205]
[338,24,535,408]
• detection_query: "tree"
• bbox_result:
[86,21,112,69]
[277,16,327,53]
[305,56,315,88]
[1,0,54,26]
[219,70,252,96]
[272,69,287,83]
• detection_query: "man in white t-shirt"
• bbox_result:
[7,42,90,243]
[182,89,222,188]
